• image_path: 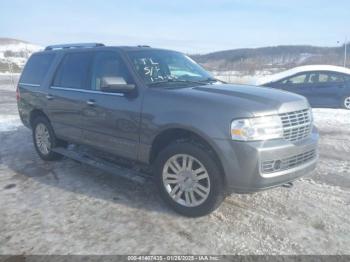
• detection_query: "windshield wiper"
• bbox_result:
[148,79,205,87]
[199,77,225,84]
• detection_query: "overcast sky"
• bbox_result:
[0,0,349,53]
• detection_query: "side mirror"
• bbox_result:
[100,77,135,93]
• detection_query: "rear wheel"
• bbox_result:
[343,96,350,110]
[155,141,225,217]
[32,116,66,161]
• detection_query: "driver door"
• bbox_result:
[80,51,142,161]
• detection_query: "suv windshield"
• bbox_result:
[127,50,214,87]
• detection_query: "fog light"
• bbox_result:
[274,160,282,170]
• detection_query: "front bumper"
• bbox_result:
[214,126,319,193]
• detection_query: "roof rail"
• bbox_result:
[137,45,151,48]
[45,43,104,51]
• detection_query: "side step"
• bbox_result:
[52,147,147,184]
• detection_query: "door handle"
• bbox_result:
[86,99,96,106]
[46,94,54,100]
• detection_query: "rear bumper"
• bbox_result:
[214,126,319,193]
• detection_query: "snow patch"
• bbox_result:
[0,115,22,132]
[213,70,278,85]
[0,40,42,71]
[312,108,350,129]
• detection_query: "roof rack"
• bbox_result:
[45,43,104,51]
[137,45,150,48]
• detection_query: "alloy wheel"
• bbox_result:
[35,123,51,155]
[162,154,211,207]
[344,97,350,109]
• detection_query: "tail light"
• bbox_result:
[16,86,20,101]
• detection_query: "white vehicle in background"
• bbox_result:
[257,65,350,109]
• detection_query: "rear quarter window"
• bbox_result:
[20,53,55,85]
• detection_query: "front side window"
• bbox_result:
[279,73,308,85]
[307,72,319,84]
[127,50,212,87]
[53,52,93,89]
[318,73,329,83]
[91,52,133,91]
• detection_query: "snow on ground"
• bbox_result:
[0,40,42,71]
[0,42,41,53]
[0,75,349,255]
[312,109,350,159]
[313,108,350,130]
[0,115,21,132]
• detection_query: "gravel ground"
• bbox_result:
[0,75,349,255]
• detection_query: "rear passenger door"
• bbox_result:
[80,51,142,160]
[308,71,345,107]
[47,51,94,143]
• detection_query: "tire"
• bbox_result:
[154,141,225,217]
[342,96,350,110]
[32,116,66,161]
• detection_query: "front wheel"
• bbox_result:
[343,96,350,110]
[154,141,225,217]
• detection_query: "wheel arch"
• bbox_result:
[149,127,226,184]
[29,109,50,128]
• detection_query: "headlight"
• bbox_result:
[231,115,283,141]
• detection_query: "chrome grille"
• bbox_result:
[279,108,312,142]
[261,149,316,174]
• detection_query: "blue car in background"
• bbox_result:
[259,65,350,110]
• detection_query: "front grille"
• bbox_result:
[279,108,312,142]
[261,149,316,174]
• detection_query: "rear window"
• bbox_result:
[53,52,93,89]
[20,53,55,85]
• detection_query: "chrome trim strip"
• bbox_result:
[18,83,40,87]
[50,86,124,96]
[282,121,311,129]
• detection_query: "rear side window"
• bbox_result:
[307,72,345,84]
[326,72,344,83]
[53,52,93,89]
[20,53,55,85]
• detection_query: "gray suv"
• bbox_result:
[17,43,319,217]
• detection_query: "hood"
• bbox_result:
[181,83,309,117]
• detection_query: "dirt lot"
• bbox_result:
[0,75,349,255]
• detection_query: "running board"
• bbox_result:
[52,147,147,184]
